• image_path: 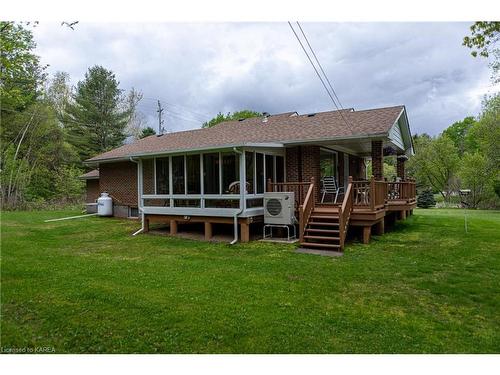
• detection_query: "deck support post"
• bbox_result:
[170,220,178,235]
[399,210,407,220]
[375,219,384,235]
[362,226,371,244]
[240,222,250,243]
[144,217,150,233]
[204,222,213,240]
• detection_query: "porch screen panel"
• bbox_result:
[155,157,169,194]
[142,159,155,194]
[172,155,185,194]
[186,154,201,194]
[222,153,240,194]
[245,152,254,194]
[265,155,274,186]
[276,155,284,182]
[256,153,264,194]
[203,153,220,194]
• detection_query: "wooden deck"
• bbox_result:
[270,177,417,251]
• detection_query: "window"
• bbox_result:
[245,152,254,194]
[203,153,220,194]
[276,155,285,182]
[265,155,274,187]
[256,153,264,194]
[172,155,185,194]
[186,154,201,194]
[222,153,240,194]
[155,157,169,194]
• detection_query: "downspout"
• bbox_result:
[130,157,144,236]
[230,147,245,245]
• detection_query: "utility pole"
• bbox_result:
[157,100,165,135]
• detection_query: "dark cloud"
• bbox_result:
[33,22,494,135]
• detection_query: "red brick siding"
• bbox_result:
[99,161,138,206]
[285,146,321,201]
[371,140,383,179]
[397,157,405,178]
[85,179,100,203]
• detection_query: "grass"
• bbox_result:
[1,208,499,353]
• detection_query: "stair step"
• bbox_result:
[308,221,339,227]
[305,228,340,234]
[310,215,339,220]
[300,242,341,249]
[304,235,340,241]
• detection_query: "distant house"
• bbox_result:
[83,105,416,250]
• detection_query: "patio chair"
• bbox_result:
[320,176,344,203]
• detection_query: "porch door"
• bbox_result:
[319,148,338,183]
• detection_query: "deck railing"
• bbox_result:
[338,177,353,250]
[352,177,386,210]
[267,179,312,210]
[387,180,417,203]
[297,178,315,242]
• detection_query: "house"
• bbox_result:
[82,105,416,250]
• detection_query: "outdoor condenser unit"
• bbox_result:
[263,192,295,225]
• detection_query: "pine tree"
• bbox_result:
[417,189,436,208]
[64,65,130,161]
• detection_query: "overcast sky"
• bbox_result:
[32,22,497,135]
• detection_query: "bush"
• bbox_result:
[417,189,436,208]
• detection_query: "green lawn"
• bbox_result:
[1,209,499,353]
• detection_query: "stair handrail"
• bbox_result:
[298,177,315,243]
[338,176,353,250]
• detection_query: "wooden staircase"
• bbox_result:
[299,177,354,252]
[301,207,341,250]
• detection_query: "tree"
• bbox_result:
[64,65,130,161]
[140,127,156,139]
[0,22,47,112]
[459,153,495,208]
[463,22,500,83]
[123,88,148,140]
[202,109,261,128]
[463,22,500,58]
[442,116,478,156]
[407,133,460,202]
[417,189,436,208]
[45,71,72,123]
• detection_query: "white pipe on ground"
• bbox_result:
[132,209,145,236]
[230,147,245,245]
[44,213,98,222]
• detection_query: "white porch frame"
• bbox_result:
[138,147,285,218]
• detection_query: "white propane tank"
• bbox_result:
[97,192,113,216]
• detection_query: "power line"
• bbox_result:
[287,22,354,134]
[296,22,356,132]
[142,96,210,120]
[296,22,345,110]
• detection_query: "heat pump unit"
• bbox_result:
[263,192,295,225]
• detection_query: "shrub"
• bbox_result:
[417,189,436,208]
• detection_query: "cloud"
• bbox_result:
[32,22,493,135]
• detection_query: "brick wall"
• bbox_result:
[85,179,100,203]
[396,156,406,179]
[371,140,383,179]
[285,146,321,201]
[99,161,138,207]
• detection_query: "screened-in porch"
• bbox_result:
[138,148,285,217]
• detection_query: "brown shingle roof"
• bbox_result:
[86,105,405,162]
[79,169,99,179]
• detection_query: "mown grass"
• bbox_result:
[1,209,499,353]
